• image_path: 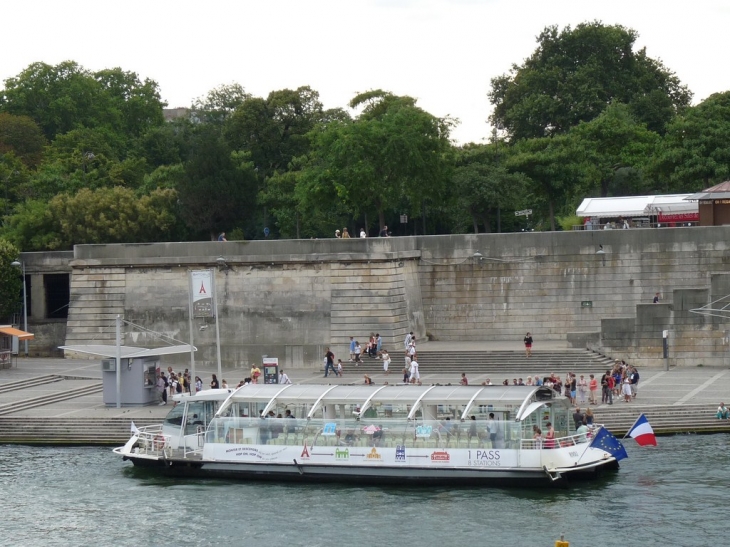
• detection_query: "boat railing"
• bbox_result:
[134,425,171,457]
[183,427,206,458]
[519,428,597,450]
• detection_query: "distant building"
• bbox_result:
[686,181,730,226]
[163,107,190,122]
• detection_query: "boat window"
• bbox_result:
[164,404,185,427]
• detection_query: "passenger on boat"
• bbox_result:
[584,407,594,425]
[717,403,729,419]
[364,375,374,385]
[532,425,543,448]
[342,429,357,446]
[460,373,468,386]
[468,416,478,439]
[371,426,384,447]
[285,410,297,433]
[544,422,556,449]
[576,419,590,443]
[573,408,584,430]
[271,414,284,439]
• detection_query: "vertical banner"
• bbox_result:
[190,270,215,318]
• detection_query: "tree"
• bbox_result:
[0,62,166,143]
[297,91,454,231]
[192,83,250,125]
[567,103,660,197]
[178,125,258,239]
[489,22,692,140]
[0,239,22,320]
[506,135,585,230]
[0,113,46,168]
[650,91,730,192]
[451,144,526,233]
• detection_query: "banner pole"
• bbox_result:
[188,271,196,396]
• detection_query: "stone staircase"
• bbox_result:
[65,268,126,349]
[0,416,160,445]
[0,382,103,416]
[329,261,413,351]
[594,403,730,437]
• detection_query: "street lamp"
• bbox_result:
[10,259,28,356]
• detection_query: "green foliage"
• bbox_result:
[557,214,582,232]
[489,22,691,140]
[298,92,454,231]
[0,113,46,168]
[0,239,22,319]
[650,91,730,192]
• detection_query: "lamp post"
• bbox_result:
[10,259,28,356]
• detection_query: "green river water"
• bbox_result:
[0,434,724,546]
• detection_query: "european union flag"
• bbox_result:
[590,427,628,461]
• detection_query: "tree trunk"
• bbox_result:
[482,214,492,233]
[472,216,479,234]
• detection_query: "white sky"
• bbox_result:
[3,0,729,144]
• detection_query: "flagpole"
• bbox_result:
[622,414,643,439]
[188,271,196,399]
[575,425,602,465]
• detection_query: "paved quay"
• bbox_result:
[0,341,729,440]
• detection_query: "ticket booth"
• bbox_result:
[59,343,196,407]
[263,357,279,384]
[0,326,34,368]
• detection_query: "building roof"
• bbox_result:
[59,344,195,358]
[576,195,697,218]
[0,326,34,341]
[685,181,730,201]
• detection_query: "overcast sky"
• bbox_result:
[3,0,729,144]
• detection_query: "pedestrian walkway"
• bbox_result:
[0,349,729,421]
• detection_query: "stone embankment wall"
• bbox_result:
[56,227,730,368]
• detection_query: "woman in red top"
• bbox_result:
[544,422,556,449]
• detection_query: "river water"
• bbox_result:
[0,434,724,547]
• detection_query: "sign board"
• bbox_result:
[400,214,408,224]
[190,270,215,318]
[263,357,279,384]
[515,209,533,217]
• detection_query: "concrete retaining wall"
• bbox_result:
[30,226,730,368]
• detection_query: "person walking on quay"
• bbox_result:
[156,372,166,405]
[195,376,202,392]
[336,359,343,377]
[342,227,350,238]
[524,332,533,358]
[360,228,367,238]
[381,350,390,375]
[279,369,292,384]
[210,374,220,389]
[622,377,632,402]
[250,364,261,384]
[409,358,420,384]
[584,407,594,425]
[217,232,227,242]
[404,331,413,351]
[601,370,613,405]
[629,366,640,399]
[589,374,598,404]
[324,347,336,378]
[578,374,588,405]
[335,229,341,238]
[653,292,661,303]
[460,372,469,386]
[354,341,362,364]
[349,336,356,361]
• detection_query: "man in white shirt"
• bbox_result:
[279,370,292,384]
[360,228,367,238]
[409,359,420,383]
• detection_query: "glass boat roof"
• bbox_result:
[214,384,562,420]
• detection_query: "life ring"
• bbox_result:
[153,434,166,450]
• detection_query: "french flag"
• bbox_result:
[627,414,657,446]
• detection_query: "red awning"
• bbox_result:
[0,327,34,341]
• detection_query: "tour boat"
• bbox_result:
[114,384,623,486]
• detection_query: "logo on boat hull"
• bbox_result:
[430,450,450,462]
[395,445,406,462]
[335,448,349,460]
[366,448,381,460]
[300,443,310,459]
